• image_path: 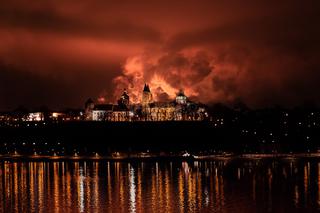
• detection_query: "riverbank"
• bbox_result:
[2,152,320,161]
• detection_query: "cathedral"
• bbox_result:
[85,84,208,121]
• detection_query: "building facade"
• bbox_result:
[85,85,208,121]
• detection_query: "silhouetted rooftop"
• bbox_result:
[143,84,150,92]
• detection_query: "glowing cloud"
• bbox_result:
[113,50,216,103]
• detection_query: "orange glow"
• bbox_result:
[97,97,106,103]
[0,1,318,109]
[113,52,205,103]
[149,74,178,100]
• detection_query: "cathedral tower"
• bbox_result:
[142,84,153,105]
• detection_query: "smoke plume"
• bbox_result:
[113,50,218,103]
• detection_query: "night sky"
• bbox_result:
[0,0,319,110]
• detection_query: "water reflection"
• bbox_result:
[1,159,320,212]
[129,165,136,213]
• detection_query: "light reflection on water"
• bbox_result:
[0,159,320,212]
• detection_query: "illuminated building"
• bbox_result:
[84,85,208,121]
[50,112,66,121]
[87,104,132,121]
[92,104,113,121]
[149,103,176,121]
[26,112,44,121]
[176,90,187,105]
[84,98,95,120]
[110,107,132,121]
[143,87,207,121]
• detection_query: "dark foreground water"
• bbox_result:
[0,158,320,213]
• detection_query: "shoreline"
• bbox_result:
[1,152,320,161]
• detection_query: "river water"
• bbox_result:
[0,158,319,212]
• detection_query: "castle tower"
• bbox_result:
[142,84,153,105]
[118,89,130,107]
[176,89,187,105]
